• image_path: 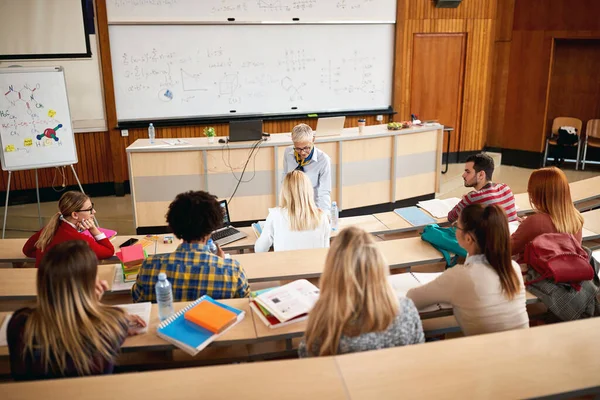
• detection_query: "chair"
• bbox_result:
[581,119,600,170]
[543,117,583,170]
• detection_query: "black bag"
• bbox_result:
[553,127,579,165]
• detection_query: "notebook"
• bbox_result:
[394,206,436,226]
[116,302,152,334]
[81,227,117,240]
[251,221,265,238]
[157,295,245,356]
[387,273,451,313]
[254,279,319,323]
[417,198,462,219]
[184,300,237,333]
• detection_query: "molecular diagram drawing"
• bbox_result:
[4,84,43,114]
[36,124,62,141]
[281,76,306,101]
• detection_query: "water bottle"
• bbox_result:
[331,201,339,231]
[207,238,218,254]
[148,123,155,144]
[155,273,174,321]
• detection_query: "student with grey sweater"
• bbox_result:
[299,227,424,357]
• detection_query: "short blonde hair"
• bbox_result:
[280,171,322,231]
[303,227,399,356]
[291,124,314,143]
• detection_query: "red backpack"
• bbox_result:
[523,233,594,291]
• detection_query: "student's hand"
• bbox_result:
[126,314,147,336]
[517,216,527,223]
[215,243,226,259]
[95,279,109,300]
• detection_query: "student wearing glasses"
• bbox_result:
[255,171,330,253]
[283,124,332,211]
[407,204,528,336]
[23,191,114,267]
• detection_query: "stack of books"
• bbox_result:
[116,244,146,282]
[249,279,320,329]
[157,295,245,356]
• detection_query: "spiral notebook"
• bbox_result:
[156,295,245,356]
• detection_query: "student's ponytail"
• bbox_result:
[35,213,61,251]
[460,204,520,299]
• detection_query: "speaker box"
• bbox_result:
[435,0,462,8]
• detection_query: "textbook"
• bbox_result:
[250,287,308,329]
[394,206,436,226]
[156,295,245,356]
[417,198,461,219]
[251,221,265,238]
[254,279,319,323]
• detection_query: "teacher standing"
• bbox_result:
[283,124,332,212]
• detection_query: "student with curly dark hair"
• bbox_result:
[132,191,249,302]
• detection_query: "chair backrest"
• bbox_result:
[551,117,583,136]
[586,119,600,140]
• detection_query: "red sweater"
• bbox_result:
[511,212,582,258]
[447,183,518,223]
[23,222,115,267]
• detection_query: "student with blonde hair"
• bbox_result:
[22,191,114,267]
[8,241,145,380]
[255,170,330,252]
[282,123,332,211]
[299,227,424,357]
[511,166,584,257]
[407,204,528,336]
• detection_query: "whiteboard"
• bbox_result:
[107,0,397,23]
[0,67,78,171]
[109,24,394,122]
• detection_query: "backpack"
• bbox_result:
[421,224,467,267]
[523,233,594,291]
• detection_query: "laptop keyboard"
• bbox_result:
[211,227,240,241]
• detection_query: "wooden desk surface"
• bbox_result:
[583,208,600,241]
[373,211,446,233]
[0,356,347,400]
[236,237,444,283]
[335,317,600,399]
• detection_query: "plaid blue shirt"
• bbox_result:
[131,242,250,303]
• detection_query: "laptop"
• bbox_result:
[211,200,248,246]
[315,116,346,137]
[229,120,263,142]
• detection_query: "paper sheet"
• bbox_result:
[0,313,12,347]
[417,198,461,219]
[112,265,135,292]
[116,302,152,334]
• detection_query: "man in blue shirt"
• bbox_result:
[283,124,332,211]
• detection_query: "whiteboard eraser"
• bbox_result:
[228,18,235,21]
[293,18,300,21]
[291,106,298,110]
[230,110,236,113]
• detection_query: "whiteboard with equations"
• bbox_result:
[106,0,397,23]
[0,67,78,171]
[108,24,394,122]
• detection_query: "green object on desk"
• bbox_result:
[307,114,318,118]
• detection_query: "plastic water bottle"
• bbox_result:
[155,273,174,321]
[148,123,155,144]
[207,238,218,254]
[331,201,339,231]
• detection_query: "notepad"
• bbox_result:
[116,302,152,334]
[417,198,461,219]
[184,300,237,333]
[394,206,436,226]
[157,295,245,356]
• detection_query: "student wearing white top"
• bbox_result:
[283,124,332,211]
[255,170,330,253]
[407,204,529,336]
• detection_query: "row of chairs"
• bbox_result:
[543,117,600,170]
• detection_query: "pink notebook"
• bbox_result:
[81,227,117,240]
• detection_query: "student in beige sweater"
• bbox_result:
[407,204,529,336]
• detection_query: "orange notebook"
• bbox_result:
[184,300,237,333]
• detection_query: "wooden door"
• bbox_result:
[410,33,467,154]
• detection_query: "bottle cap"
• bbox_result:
[332,201,337,206]
[158,272,166,281]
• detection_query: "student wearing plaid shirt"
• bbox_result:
[132,191,249,303]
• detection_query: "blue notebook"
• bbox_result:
[156,295,245,356]
[394,206,436,227]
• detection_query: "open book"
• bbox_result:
[251,221,265,238]
[253,279,319,323]
[250,287,309,329]
[388,272,451,313]
[417,198,461,219]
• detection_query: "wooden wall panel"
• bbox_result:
[394,2,497,153]
[547,39,600,136]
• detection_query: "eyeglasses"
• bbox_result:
[294,146,312,153]
[451,221,464,231]
[78,203,95,212]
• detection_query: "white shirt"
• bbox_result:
[283,146,332,212]
[406,254,529,336]
[254,207,331,253]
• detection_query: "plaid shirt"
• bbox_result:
[131,242,249,303]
